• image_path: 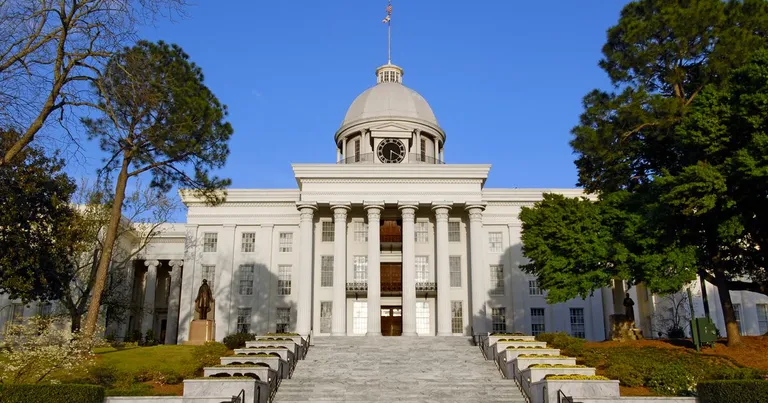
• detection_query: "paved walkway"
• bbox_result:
[274,336,526,403]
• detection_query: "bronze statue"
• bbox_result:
[195,279,213,320]
[623,292,635,322]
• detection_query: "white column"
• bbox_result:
[141,259,160,337]
[399,203,418,336]
[177,224,198,343]
[336,147,341,163]
[366,203,384,336]
[165,260,183,344]
[433,137,439,160]
[466,204,487,335]
[433,203,452,336]
[341,138,347,161]
[331,203,350,336]
[296,203,317,335]
[415,131,422,157]
[217,224,237,339]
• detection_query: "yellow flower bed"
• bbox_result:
[518,354,571,359]
[545,374,610,381]
[530,364,587,368]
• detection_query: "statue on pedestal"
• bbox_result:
[623,293,635,323]
[195,279,213,320]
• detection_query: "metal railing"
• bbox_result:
[228,389,245,403]
[338,153,444,165]
[516,372,532,403]
[414,281,437,293]
[558,389,574,403]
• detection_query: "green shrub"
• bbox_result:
[223,332,257,349]
[697,380,768,403]
[87,362,119,387]
[708,366,762,380]
[0,384,104,403]
[646,364,696,396]
[535,332,585,356]
[605,363,644,387]
[181,341,230,377]
[105,383,153,396]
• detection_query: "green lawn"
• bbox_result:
[94,345,197,374]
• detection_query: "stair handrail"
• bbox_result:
[514,371,532,403]
[558,389,574,403]
[228,389,245,403]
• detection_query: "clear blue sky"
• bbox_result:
[67,0,632,212]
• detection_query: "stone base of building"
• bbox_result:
[185,319,215,345]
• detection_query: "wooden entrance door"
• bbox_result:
[380,263,402,293]
[381,306,402,336]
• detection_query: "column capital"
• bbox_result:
[169,260,184,268]
[397,201,418,210]
[431,202,452,221]
[144,259,160,268]
[364,201,385,210]
[296,201,318,211]
[465,203,487,212]
[330,202,351,211]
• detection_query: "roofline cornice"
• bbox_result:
[335,116,446,144]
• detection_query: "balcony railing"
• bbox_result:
[346,281,368,292]
[339,153,444,165]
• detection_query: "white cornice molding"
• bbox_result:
[293,163,491,183]
[180,189,300,206]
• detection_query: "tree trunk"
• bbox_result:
[714,269,742,346]
[70,311,82,332]
[82,156,132,337]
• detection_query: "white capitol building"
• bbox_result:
[2,60,767,344]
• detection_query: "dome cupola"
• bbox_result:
[335,62,446,165]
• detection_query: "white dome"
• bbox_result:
[341,82,438,127]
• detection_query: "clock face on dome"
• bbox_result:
[377,138,406,163]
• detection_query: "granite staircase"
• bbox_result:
[274,336,526,403]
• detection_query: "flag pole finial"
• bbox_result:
[383,0,393,64]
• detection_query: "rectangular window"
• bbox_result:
[278,265,292,295]
[354,221,368,242]
[490,265,504,295]
[570,308,586,338]
[529,279,543,296]
[415,222,429,243]
[279,232,293,253]
[416,302,430,335]
[354,256,368,281]
[733,303,743,335]
[241,232,256,253]
[492,307,507,333]
[320,301,332,333]
[354,138,361,162]
[449,256,462,287]
[448,221,460,242]
[236,308,252,333]
[276,308,290,333]
[451,301,463,334]
[758,304,768,335]
[239,264,255,295]
[39,302,53,317]
[320,256,334,287]
[203,232,218,252]
[11,303,24,325]
[531,308,546,336]
[201,265,216,291]
[420,138,427,161]
[321,221,334,242]
[353,301,367,335]
[488,232,503,253]
[415,256,429,282]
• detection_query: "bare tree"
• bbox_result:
[0,0,187,166]
[652,290,693,338]
[60,179,177,332]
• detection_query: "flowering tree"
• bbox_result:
[0,316,103,384]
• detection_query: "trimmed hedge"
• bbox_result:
[0,384,105,403]
[697,380,768,403]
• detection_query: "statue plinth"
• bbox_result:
[185,319,215,345]
[609,314,644,341]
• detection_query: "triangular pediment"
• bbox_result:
[369,122,413,132]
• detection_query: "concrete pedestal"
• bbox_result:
[185,319,215,345]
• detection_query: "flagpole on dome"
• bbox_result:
[383,0,393,64]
